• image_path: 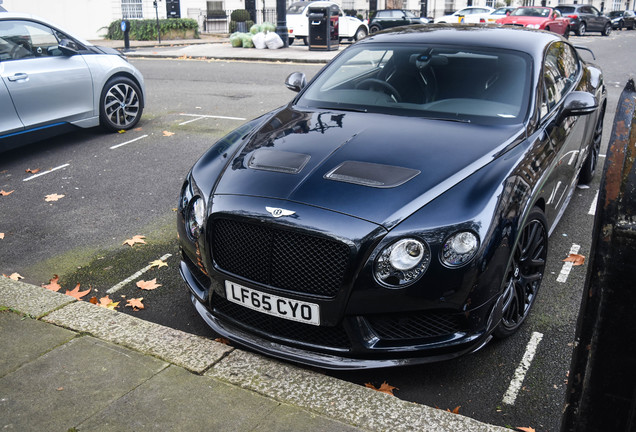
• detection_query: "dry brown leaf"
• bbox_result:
[123,235,146,247]
[447,406,461,414]
[215,337,231,345]
[149,259,168,269]
[365,381,398,396]
[42,275,62,292]
[4,272,24,281]
[25,168,41,174]
[563,253,585,266]
[0,189,15,196]
[45,193,65,202]
[89,296,98,304]
[516,427,536,432]
[0,233,4,239]
[162,130,175,137]
[65,283,90,300]
[96,295,119,310]
[126,297,145,310]
[136,278,161,290]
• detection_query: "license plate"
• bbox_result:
[224,281,320,326]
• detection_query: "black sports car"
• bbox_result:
[178,25,606,369]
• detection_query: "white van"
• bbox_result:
[287,1,368,45]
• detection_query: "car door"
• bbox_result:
[0,19,93,130]
[539,42,587,221]
[0,68,24,136]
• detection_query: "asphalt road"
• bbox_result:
[1,30,634,431]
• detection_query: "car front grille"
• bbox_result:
[366,311,465,340]
[211,218,350,297]
[212,294,350,349]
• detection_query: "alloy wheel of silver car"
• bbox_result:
[100,77,143,132]
[495,208,548,338]
[355,27,368,41]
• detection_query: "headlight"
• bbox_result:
[441,231,479,267]
[186,197,205,239]
[527,24,540,29]
[375,238,431,287]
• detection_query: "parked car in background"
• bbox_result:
[369,9,429,33]
[434,6,495,23]
[497,7,570,37]
[554,4,612,36]
[0,12,144,152]
[605,10,636,30]
[178,25,606,369]
[480,6,517,24]
[286,1,368,45]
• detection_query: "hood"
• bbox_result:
[498,16,549,25]
[214,107,523,227]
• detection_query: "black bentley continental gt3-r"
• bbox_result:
[178,25,606,369]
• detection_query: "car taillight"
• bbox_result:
[568,14,577,19]
[480,18,485,23]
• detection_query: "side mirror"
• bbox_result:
[58,38,79,56]
[561,91,598,117]
[285,72,307,92]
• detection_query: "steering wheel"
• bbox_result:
[355,78,402,102]
[9,40,31,59]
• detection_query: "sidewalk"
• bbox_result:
[0,277,508,431]
[90,34,343,63]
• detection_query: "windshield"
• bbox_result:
[556,6,575,13]
[512,7,551,17]
[607,11,623,17]
[287,2,310,14]
[295,43,532,125]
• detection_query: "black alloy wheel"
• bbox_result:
[577,22,586,36]
[99,76,143,132]
[602,22,612,36]
[495,208,548,338]
[579,106,604,184]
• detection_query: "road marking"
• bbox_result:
[180,113,246,121]
[589,190,599,215]
[23,164,70,182]
[502,331,544,405]
[110,134,149,150]
[106,253,172,294]
[179,116,205,126]
[556,243,581,283]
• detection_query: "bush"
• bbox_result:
[230,9,251,22]
[106,18,199,40]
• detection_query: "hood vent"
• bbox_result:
[248,149,311,174]
[325,161,420,188]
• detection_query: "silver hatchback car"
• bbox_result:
[0,12,145,151]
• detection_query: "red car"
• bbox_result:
[497,7,570,37]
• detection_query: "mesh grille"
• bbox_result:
[367,311,464,340]
[212,218,350,297]
[213,295,350,349]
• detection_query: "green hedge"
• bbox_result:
[106,18,199,40]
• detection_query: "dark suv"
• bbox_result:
[369,9,429,33]
[555,4,612,36]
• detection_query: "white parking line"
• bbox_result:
[179,116,205,126]
[502,331,544,405]
[110,134,149,150]
[589,191,599,215]
[23,164,70,182]
[106,253,172,294]
[556,243,581,283]
[180,113,246,121]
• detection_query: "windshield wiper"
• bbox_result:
[313,105,368,113]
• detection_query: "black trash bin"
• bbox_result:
[308,5,339,51]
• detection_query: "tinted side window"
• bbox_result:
[0,20,63,61]
[541,42,580,117]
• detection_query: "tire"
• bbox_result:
[601,22,612,36]
[579,106,605,184]
[99,76,143,132]
[354,26,368,41]
[577,22,586,36]
[288,37,295,45]
[494,207,548,339]
[563,27,570,39]
[301,37,308,46]
[369,25,381,33]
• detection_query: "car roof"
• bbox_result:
[363,24,559,57]
[0,11,93,46]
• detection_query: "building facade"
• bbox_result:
[1,0,625,40]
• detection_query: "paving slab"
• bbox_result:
[0,277,75,317]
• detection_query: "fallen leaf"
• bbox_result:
[134,127,143,131]
[162,130,175,137]
[0,233,4,239]
[516,427,536,432]
[136,278,161,290]
[563,254,585,266]
[42,275,62,292]
[65,283,90,300]
[118,129,126,133]
[3,272,24,281]
[97,295,119,310]
[89,296,98,304]
[149,259,168,269]
[365,381,398,396]
[56,387,64,391]
[0,189,14,196]
[447,406,461,414]
[215,337,231,345]
[126,297,144,310]
[123,235,146,246]
[25,168,41,174]
[45,193,65,202]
